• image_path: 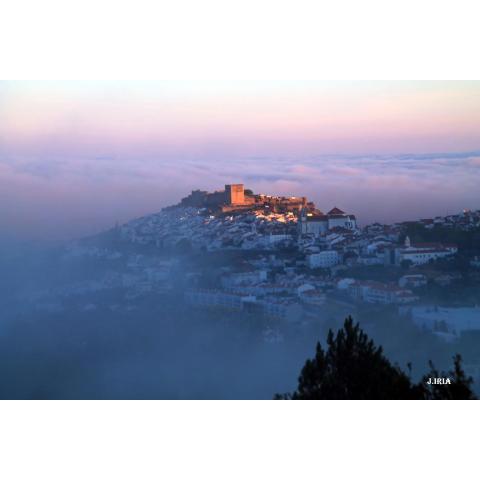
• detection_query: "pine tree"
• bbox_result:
[276,316,476,400]
[422,354,476,400]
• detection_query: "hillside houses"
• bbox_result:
[119,207,298,252]
[395,236,458,266]
[298,207,357,235]
[348,280,418,305]
[61,191,480,322]
[405,305,480,340]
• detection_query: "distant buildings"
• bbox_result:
[257,297,303,323]
[58,190,480,337]
[398,209,480,232]
[398,274,428,289]
[185,288,303,322]
[348,280,418,304]
[308,250,340,269]
[395,236,458,266]
[180,183,313,214]
[299,289,326,306]
[221,270,268,288]
[185,289,255,310]
[298,207,357,236]
[408,306,480,339]
[470,256,480,268]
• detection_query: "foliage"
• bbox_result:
[401,224,480,253]
[276,316,476,400]
[422,354,476,400]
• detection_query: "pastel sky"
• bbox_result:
[1,81,480,243]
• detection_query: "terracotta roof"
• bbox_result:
[413,242,457,249]
[413,242,443,248]
[328,207,345,215]
[402,248,449,254]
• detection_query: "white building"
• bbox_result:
[299,207,357,236]
[221,270,268,288]
[357,254,384,266]
[308,250,340,269]
[336,278,356,290]
[296,283,316,295]
[396,236,457,266]
[398,274,428,288]
[269,233,292,244]
[409,306,480,338]
[470,256,480,268]
[258,298,303,322]
[299,289,326,305]
[185,289,256,310]
[348,281,418,304]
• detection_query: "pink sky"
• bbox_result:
[1,81,480,242]
[2,81,480,155]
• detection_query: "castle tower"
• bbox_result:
[225,184,245,205]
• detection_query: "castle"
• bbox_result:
[179,183,357,233]
[180,183,314,214]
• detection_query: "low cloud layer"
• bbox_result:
[1,150,479,243]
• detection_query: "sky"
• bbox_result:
[1,81,480,243]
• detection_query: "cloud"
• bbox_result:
[1,149,480,242]
[468,157,480,166]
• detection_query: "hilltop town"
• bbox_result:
[24,183,480,380]
[121,183,358,251]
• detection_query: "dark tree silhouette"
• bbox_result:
[423,354,476,400]
[276,316,476,400]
